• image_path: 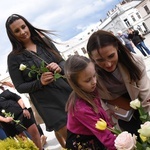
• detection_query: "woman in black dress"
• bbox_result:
[5,14,72,148]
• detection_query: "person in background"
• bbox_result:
[64,55,116,150]
[128,28,150,57]
[1,81,47,147]
[0,87,42,149]
[5,14,72,148]
[0,117,13,140]
[117,30,136,53]
[87,30,150,139]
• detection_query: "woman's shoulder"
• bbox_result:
[131,53,145,69]
[8,50,27,59]
[8,52,17,61]
[132,53,144,62]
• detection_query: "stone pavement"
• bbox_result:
[41,33,150,150]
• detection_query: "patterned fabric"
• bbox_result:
[66,130,106,150]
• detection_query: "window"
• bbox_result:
[131,15,136,22]
[81,47,87,54]
[144,5,150,14]
[74,51,79,55]
[136,12,141,19]
[124,19,131,27]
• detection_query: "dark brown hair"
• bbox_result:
[87,30,142,81]
[5,14,62,62]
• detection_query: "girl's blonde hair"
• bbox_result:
[64,55,100,113]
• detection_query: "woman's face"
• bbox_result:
[91,45,118,72]
[77,62,97,93]
[9,19,31,43]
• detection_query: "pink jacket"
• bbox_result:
[67,97,116,150]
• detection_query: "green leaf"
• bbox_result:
[28,72,32,78]
[40,67,49,73]
[136,141,144,150]
[37,75,40,80]
[41,60,45,68]
[31,65,36,70]
[54,73,64,81]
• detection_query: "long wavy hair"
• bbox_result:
[64,55,100,113]
[87,30,142,81]
[5,14,62,62]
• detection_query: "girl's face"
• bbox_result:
[77,62,97,93]
[10,19,31,43]
[91,45,118,72]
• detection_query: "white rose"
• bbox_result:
[19,64,27,71]
[130,99,141,109]
[1,109,5,113]
[115,131,137,150]
[138,121,150,137]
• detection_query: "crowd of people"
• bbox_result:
[0,13,149,150]
[115,28,150,57]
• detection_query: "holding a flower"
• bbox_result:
[6,14,72,148]
[0,88,41,149]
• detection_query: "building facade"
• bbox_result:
[60,0,149,60]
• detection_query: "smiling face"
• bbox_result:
[9,19,31,43]
[91,45,118,72]
[77,62,97,93]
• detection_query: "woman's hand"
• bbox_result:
[4,117,13,123]
[46,62,61,73]
[23,109,31,119]
[40,72,54,85]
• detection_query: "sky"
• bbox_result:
[0,0,120,77]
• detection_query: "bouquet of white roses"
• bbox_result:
[95,99,150,150]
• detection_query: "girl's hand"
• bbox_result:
[40,72,54,85]
[23,109,30,119]
[46,62,61,73]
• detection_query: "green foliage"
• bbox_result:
[1,110,26,129]
[20,60,64,81]
[138,105,150,123]
[54,72,64,81]
[0,136,38,150]
[28,60,49,79]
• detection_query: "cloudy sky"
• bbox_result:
[0,0,120,76]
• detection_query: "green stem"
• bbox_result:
[26,68,39,74]
[107,127,121,135]
[138,106,145,116]
[13,120,27,130]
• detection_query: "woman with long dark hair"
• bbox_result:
[5,14,72,148]
[87,30,150,138]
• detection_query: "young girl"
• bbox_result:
[64,55,116,150]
